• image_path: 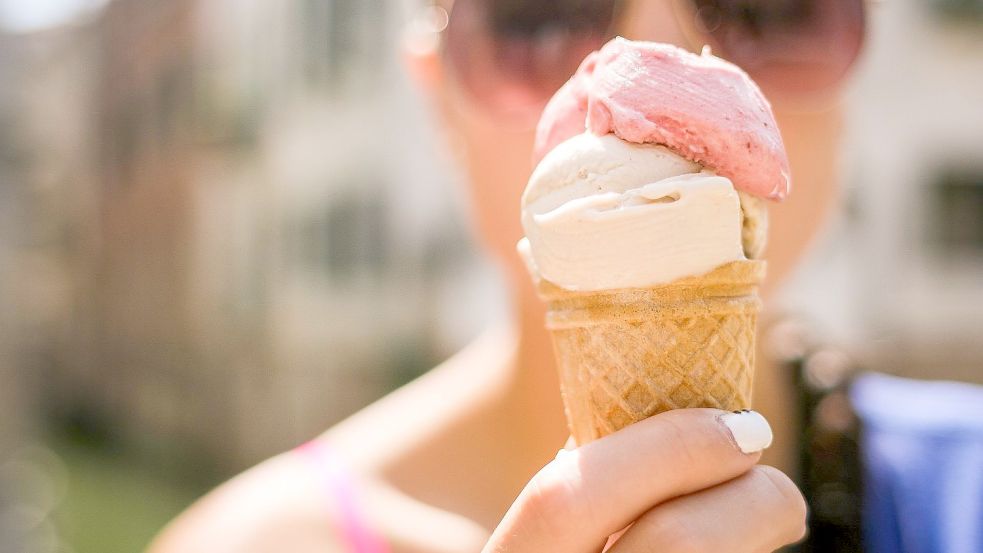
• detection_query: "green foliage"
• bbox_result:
[49,436,205,553]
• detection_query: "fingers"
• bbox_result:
[482,408,773,553]
[608,465,808,553]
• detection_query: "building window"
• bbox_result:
[301,0,332,86]
[107,100,141,190]
[301,0,385,94]
[931,169,983,256]
[930,0,983,20]
[297,182,388,285]
[156,63,186,143]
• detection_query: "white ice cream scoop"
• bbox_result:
[520,132,764,291]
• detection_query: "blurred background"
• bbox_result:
[0,0,981,551]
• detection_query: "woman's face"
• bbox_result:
[407,0,846,291]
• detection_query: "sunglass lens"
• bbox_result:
[690,0,865,97]
[446,0,617,119]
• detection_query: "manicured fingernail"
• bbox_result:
[720,410,773,454]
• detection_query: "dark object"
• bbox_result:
[930,168,983,257]
[768,321,864,552]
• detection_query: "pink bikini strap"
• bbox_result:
[296,440,391,553]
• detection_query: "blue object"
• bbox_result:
[851,372,983,553]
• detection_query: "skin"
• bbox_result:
[148,2,841,551]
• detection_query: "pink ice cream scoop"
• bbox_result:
[534,37,790,200]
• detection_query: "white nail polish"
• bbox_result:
[721,410,773,454]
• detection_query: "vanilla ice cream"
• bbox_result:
[521,133,751,291]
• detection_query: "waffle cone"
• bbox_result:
[537,260,765,445]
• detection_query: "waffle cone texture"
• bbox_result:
[537,260,765,445]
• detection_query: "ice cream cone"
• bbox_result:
[537,260,765,445]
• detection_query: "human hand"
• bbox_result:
[483,408,806,553]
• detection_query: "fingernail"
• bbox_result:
[720,410,773,454]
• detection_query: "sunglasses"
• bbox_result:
[419,0,866,121]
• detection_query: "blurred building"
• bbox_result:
[42,0,502,473]
[781,0,983,384]
[0,27,32,552]
[0,27,28,470]
[0,17,101,551]
[1,17,101,453]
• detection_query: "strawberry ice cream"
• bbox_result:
[534,37,790,200]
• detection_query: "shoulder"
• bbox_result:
[147,330,513,553]
[146,452,346,553]
[146,447,490,553]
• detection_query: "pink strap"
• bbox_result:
[296,440,391,553]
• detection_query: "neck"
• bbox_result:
[502,271,570,450]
